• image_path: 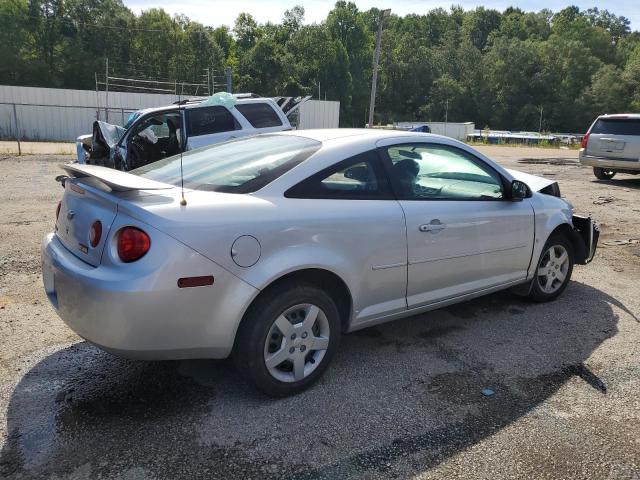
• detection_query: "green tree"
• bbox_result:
[233,12,260,52]
[580,65,631,118]
[326,1,372,125]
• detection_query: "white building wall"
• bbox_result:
[298,100,340,129]
[0,85,189,142]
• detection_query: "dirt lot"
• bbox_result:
[1,147,639,479]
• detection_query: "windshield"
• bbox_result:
[130,135,321,193]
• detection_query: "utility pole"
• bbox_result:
[539,106,543,133]
[225,67,232,93]
[105,58,109,123]
[368,9,391,128]
[444,99,449,137]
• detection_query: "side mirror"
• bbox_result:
[344,165,370,182]
[510,180,531,201]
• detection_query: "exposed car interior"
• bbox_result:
[126,112,182,169]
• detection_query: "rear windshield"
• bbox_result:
[591,118,640,136]
[235,103,283,128]
[130,135,320,194]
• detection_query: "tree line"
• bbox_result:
[1,0,640,132]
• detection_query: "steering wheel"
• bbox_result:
[126,139,147,170]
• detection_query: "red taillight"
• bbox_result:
[56,201,61,220]
[117,227,151,263]
[89,220,102,248]
[581,131,590,149]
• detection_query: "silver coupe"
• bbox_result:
[42,129,598,396]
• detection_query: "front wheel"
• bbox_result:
[593,167,616,180]
[233,281,341,397]
[528,235,574,302]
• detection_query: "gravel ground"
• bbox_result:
[0,147,639,479]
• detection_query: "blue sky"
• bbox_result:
[123,0,639,30]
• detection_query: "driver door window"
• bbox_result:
[385,144,504,200]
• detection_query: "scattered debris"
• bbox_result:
[593,196,616,205]
[482,388,495,397]
[602,239,639,246]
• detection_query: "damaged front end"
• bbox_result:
[76,120,127,166]
[571,215,599,265]
[506,168,599,264]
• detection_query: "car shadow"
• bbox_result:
[0,281,628,479]
[593,177,640,190]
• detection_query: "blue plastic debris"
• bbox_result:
[482,388,495,396]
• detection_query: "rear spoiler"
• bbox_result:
[61,164,173,192]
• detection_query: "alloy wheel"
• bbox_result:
[537,244,570,294]
[263,303,330,383]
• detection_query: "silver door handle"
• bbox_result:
[419,222,446,233]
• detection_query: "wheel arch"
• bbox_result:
[234,268,354,345]
[547,222,588,265]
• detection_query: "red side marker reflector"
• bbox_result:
[70,183,85,194]
[177,276,214,288]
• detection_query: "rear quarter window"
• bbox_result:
[591,118,640,136]
[236,103,283,128]
[186,106,240,136]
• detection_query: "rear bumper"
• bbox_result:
[41,232,258,360]
[571,215,599,265]
[579,151,640,171]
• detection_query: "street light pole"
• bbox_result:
[368,9,390,128]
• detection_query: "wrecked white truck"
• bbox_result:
[76,93,309,171]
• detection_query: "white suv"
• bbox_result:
[579,114,640,180]
[77,95,307,171]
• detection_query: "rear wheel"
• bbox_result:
[528,235,574,302]
[233,281,340,397]
[593,167,616,180]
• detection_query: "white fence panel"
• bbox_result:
[0,85,182,141]
[298,100,340,129]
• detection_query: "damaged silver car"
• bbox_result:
[76,94,309,171]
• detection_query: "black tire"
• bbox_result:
[528,234,574,302]
[233,281,341,397]
[593,167,616,180]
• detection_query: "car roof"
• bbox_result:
[133,96,277,116]
[598,113,640,119]
[274,128,451,144]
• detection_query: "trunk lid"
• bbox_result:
[586,117,640,161]
[56,164,173,266]
[56,180,119,267]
